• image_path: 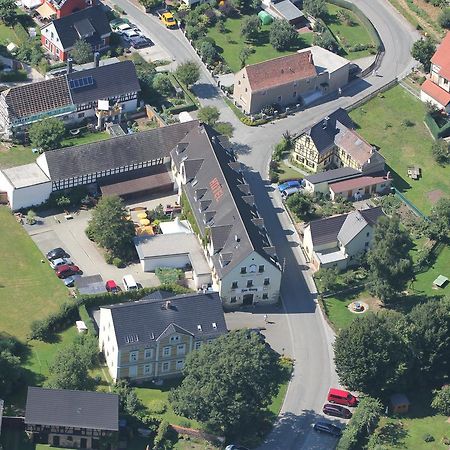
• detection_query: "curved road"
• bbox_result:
[108,1,418,447]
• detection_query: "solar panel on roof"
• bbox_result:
[69,76,95,90]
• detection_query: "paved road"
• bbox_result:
[108,1,418,448]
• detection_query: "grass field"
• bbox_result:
[349,85,449,215]
[277,161,303,182]
[0,23,19,45]
[0,207,67,341]
[207,14,314,73]
[325,4,375,60]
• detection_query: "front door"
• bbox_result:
[53,436,60,446]
[243,294,254,305]
[80,437,87,449]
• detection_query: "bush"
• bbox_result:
[13,23,29,43]
[0,70,27,82]
[112,257,124,268]
[423,434,435,442]
[439,8,450,29]
[156,267,182,284]
[147,400,167,414]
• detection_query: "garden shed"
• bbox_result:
[258,10,273,25]
[390,393,410,414]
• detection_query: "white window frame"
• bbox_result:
[144,348,153,359]
[194,341,202,350]
[177,344,186,356]
[129,351,138,362]
[143,364,152,375]
[162,362,170,372]
[163,346,171,357]
[176,360,184,370]
[170,335,180,343]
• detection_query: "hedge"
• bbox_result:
[424,113,450,139]
[0,70,27,82]
[13,23,29,43]
[28,283,191,341]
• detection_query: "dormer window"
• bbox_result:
[197,324,202,332]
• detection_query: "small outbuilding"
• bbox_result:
[390,393,410,414]
[433,275,449,289]
[258,10,274,25]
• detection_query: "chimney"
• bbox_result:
[94,52,100,68]
[67,58,73,74]
[165,300,171,310]
[322,116,329,129]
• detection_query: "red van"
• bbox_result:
[327,388,358,407]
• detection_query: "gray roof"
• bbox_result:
[170,125,279,278]
[40,121,197,181]
[67,60,140,105]
[274,0,304,21]
[304,167,361,185]
[309,214,347,246]
[25,387,119,431]
[337,211,369,246]
[102,292,227,349]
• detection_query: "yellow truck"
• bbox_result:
[159,11,177,29]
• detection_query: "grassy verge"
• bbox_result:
[276,161,303,182]
[207,14,314,73]
[349,85,449,215]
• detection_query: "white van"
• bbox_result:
[122,274,138,291]
[281,186,301,200]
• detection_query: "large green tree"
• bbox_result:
[175,61,200,87]
[286,192,315,220]
[240,15,260,41]
[427,198,450,242]
[71,39,94,64]
[411,37,436,72]
[432,139,449,166]
[303,0,327,18]
[334,312,410,396]
[439,8,450,29]
[269,19,298,51]
[29,117,66,151]
[431,385,450,416]
[169,330,284,437]
[197,105,220,125]
[0,0,18,26]
[152,73,174,97]
[367,216,412,303]
[86,195,135,260]
[0,334,23,398]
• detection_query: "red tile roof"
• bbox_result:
[244,51,317,92]
[431,32,450,79]
[421,79,450,107]
[329,175,389,193]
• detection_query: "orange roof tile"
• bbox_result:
[421,79,450,107]
[431,32,450,79]
[244,51,317,92]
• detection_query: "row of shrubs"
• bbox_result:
[28,283,191,341]
[0,70,27,82]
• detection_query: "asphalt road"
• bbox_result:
[108,1,418,447]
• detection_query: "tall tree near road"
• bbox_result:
[411,37,436,72]
[175,61,200,87]
[197,105,220,125]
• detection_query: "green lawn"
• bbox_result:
[0,22,19,45]
[277,161,303,182]
[322,289,366,331]
[349,85,449,215]
[207,14,314,73]
[0,207,68,341]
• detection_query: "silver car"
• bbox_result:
[50,257,73,269]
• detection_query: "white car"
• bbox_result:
[50,257,73,269]
[117,23,141,36]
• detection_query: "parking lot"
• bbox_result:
[25,193,179,292]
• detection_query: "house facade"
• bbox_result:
[329,174,391,201]
[302,206,384,271]
[40,6,111,61]
[98,292,227,381]
[420,32,450,112]
[292,108,385,173]
[233,46,349,114]
[171,124,282,307]
[25,387,118,450]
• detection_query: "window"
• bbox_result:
[162,362,170,372]
[263,293,268,299]
[245,88,248,92]
[77,112,85,118]
[240,267,247,274]
[176,360,184,370]
[144,364,152,375]
[258,265,265,273]
[365,242,369,247]
[247,280,253,288]
[277,95,282,102]
[194,341,202,350]
[129,351,138,362]
[144,348,153,359]
[163,346,171,357]
[366,232,370,237]
[177,344,186,356]
[293,91,297,97]
[207,339,213,344]
[264,278,270,286]
[231,281,238,289]
[230,296,237,303]
[170,335,180,343]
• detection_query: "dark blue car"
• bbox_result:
[277,180,302,192]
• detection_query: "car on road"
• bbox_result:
[323,403,352,419]
[313,421,343,437]
[277,179,302,192]
[328,388,358,407]
[50,257,73,269]
[160,11,177,29]
[127,35,153,49]
[106,280,120,293]
[56,264,81,279]
[46,247,70,261]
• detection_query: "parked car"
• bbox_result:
[63,276,76,287]
[323,403,352,419]
[128,35,153,49]
[106,280,120,293]
[46,247,69,261]
[281,186,302,200]
[327,388,358,407]
[313,421,342,437]
[277,179,302,192]
[109,18,131,31]
[50,257,73,269]
[56,264,81,279]
[116,23,139,35]
[122,274,138,291]
[159,11,177,29]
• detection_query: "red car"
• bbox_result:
[56,264,81,279]
[327,388,358,407]
[106,280,120,293]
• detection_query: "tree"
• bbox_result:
[0,0,17,26]
[29,117,66,151]
[71,39,94,64]
[315,267,340,292]
[240,15,260,41]
[214,121,234,138]
[431,385,450,416]
[439,8,450,29]
[303,0,326,18]
[175,61,200,87]
[199,40,218,65]
[334,312,410,396]
[407,297,450,385]
[152,73,174,97]
[169,330,284,437]
[16,40,45,66]
[0,334,23,398]
[286,192,315,220]
[270,19,297,51]
[86,195,136,260]
[197,105,220,125]
[427,198,450,242]
[367,216,412,303]
[313,29,339,53]
[239,45,253,68]
[432,139,449,165]
[411,37,436,72]
[112,379,143,416]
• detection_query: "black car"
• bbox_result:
[323,403,352,419]
[313,421,342,437]
[46,247,69,261]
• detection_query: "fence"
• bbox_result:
[391,187,429,220]
[346,78,398,112]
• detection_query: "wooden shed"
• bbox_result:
[390,393,410,414]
